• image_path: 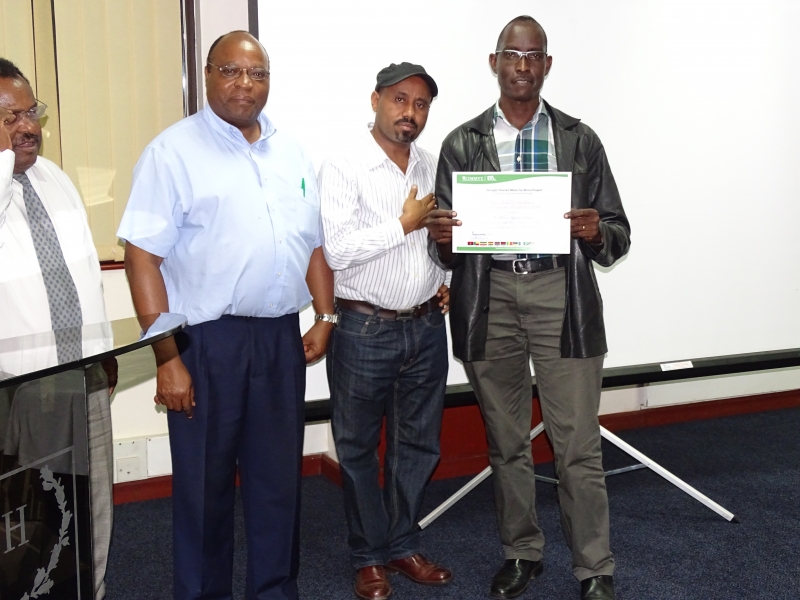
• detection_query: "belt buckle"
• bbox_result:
[512,259,529,275]
[395,307,417,321]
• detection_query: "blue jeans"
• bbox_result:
[327,306,448,569]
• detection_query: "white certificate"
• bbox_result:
[451,172,572,254]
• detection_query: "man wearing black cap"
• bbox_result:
[318,62,452,600]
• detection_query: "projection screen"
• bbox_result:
[255,0,800,399]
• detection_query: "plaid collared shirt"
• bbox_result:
[492,100,560,260]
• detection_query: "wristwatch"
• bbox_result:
[314,313,338,327]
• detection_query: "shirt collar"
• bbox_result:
[203,104,275,147]
[494,98,548,131]
[363,123,420,171]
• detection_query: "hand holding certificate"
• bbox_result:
[450,172,572,254]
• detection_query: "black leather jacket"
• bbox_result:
[433,102,631,361]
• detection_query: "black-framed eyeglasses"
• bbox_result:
[207,63,269,81]
[497,49,548,63]
[4,101,47,124]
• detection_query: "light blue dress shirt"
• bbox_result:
[117,106,321,326]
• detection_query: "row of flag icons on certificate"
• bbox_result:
[466,241,532,246]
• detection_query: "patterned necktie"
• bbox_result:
[13,172,83,364]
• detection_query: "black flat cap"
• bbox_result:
[375,62,438,98]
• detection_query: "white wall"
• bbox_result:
[193,0,250,107]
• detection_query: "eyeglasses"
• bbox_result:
[207,63,269,81]
[3,101,47,124]
[497,49,548,63]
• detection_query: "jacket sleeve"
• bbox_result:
[429,131,466,269]
[579,132,631,268]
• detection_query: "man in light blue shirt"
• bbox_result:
[117,31,334,600]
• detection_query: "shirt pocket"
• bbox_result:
[284,183,320,247]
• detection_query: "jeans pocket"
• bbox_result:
[422,307,445,329]
[336,309,385,338]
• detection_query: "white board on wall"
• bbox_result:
[258,0,800,399]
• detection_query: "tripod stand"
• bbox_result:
[419,421,738,529]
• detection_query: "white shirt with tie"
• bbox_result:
[0,149,108,376]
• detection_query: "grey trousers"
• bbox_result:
[463,267,614,581]
[85,363,113,600]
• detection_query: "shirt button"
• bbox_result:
[516,156,521,162]
[277,272,281,276]
[269,303,273,307]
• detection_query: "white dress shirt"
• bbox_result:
[318,125,445,310]
[0,150,109,376]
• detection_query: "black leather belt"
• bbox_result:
[491,255,566,275]
[336,296,440,321]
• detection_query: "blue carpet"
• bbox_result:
[106,407,800,599]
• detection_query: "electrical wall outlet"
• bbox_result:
[114,438,147,483]
[116,456,142,482]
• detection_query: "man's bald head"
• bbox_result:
[207,31,268,66]
[496,16,547,52]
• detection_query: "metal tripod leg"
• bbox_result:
[419,422,738,529]
[418,423,546,530]
[599,426,738,522]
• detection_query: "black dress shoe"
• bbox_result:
[489,559,543,599]
[580,575,615,600]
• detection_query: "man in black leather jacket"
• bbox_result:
[427,15,630,600]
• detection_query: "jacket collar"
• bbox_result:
[467,99,581,135]
[466,99,581,172]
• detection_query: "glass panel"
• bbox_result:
[0,367,92,599]
[0,313,186,388]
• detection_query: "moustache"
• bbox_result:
[395,118,417,128]
[14,132,41,145]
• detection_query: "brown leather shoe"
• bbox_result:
[387,554,453,586]
[354,565,392,600]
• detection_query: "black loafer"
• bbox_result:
[580,575,615,600]
[489,559,543,599]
